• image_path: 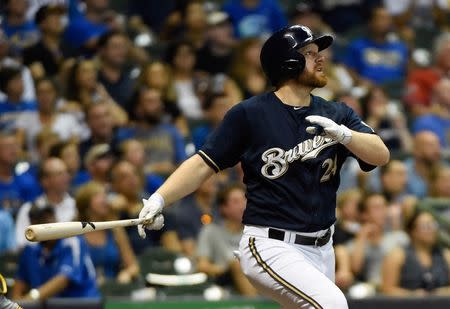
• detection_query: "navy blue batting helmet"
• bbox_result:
[260,25,334,87]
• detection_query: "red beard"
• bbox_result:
[298,68,328,88]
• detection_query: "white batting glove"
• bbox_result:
[138,193,165,239]
[305,115,352,145]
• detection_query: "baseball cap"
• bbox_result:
[85,144,113,166]
[34,4,66,25]
[207,11,230,26]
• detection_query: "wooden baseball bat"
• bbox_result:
[25,218,151,242]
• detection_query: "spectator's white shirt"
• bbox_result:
[15,111,85,162]
[174,80,203,120]
[0,58,35,102]
[15,193,77,248]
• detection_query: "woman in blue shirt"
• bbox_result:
[75,181,139,285]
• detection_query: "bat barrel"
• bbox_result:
[25,218,151,242]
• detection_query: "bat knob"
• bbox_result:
[25,228,36,242]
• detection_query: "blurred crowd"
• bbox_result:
[0,0,449,302]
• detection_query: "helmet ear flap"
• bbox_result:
[281,53,306,80]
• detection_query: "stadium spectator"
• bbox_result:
[381,210,450,296]
[165,40,203,120]
[137,61,192,137]
[360,87,412,153]
[63,58,128,126]
[289,2,334,35]
[404,131,445,199]
[195,11,236,75]
[313,0,380,34]
[79,101,120,164]
[0,29,36,102]
[172,175,220,257]
[383,0,449,45]
[48,141,90,191]
[196,183,257,296]
[334,245,355,292]
[76,181,139,285]
[118,87,187,177]
[178,0,208,49]
[0,131,40,214]
[412,78,450,148]
[344,6,409,86]
[12,204,99,300]
[111,160,182,255]
[96,31,138,110]
[403,32,450,116]
[348,193,409,287]
[119,139,163,196]
[1,0,39,55]
[15,157,77,247]
[0,65,37,130]
[192,93,232,151]
[430,166,450,198]
[379,160,411,231]
[62,0,112,53]
[22,5,69,79]
[15,77,83,162]
[333,189,363,246]
[84,144,114,187]
[229,37,268,99]
[0,207,16,253]
[222,0,288,38]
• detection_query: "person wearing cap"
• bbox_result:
[195,11,236,75]
[12,204,99,301]
[23,5,70,79]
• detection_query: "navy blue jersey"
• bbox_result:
[199,93,376,232]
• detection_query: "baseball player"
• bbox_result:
[138,25,390,309]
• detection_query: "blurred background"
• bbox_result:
[0,0,449,308]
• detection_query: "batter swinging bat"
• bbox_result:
[25,218,151,242]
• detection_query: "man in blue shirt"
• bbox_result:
[344,6,408,85]
[12,204,99,301]
[0,132,41,216]
[1,0,39,55]
[0,66,37,130]
[223,0,288,38]
[412,78,450,148]
[117,87,186,178]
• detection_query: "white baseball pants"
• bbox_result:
[238,225,348,309]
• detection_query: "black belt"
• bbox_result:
[268,228,331,247]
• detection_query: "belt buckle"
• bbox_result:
[314,237,319,248]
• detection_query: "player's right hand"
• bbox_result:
[137,193,165,238]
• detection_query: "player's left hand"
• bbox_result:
[305,115,352,145]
